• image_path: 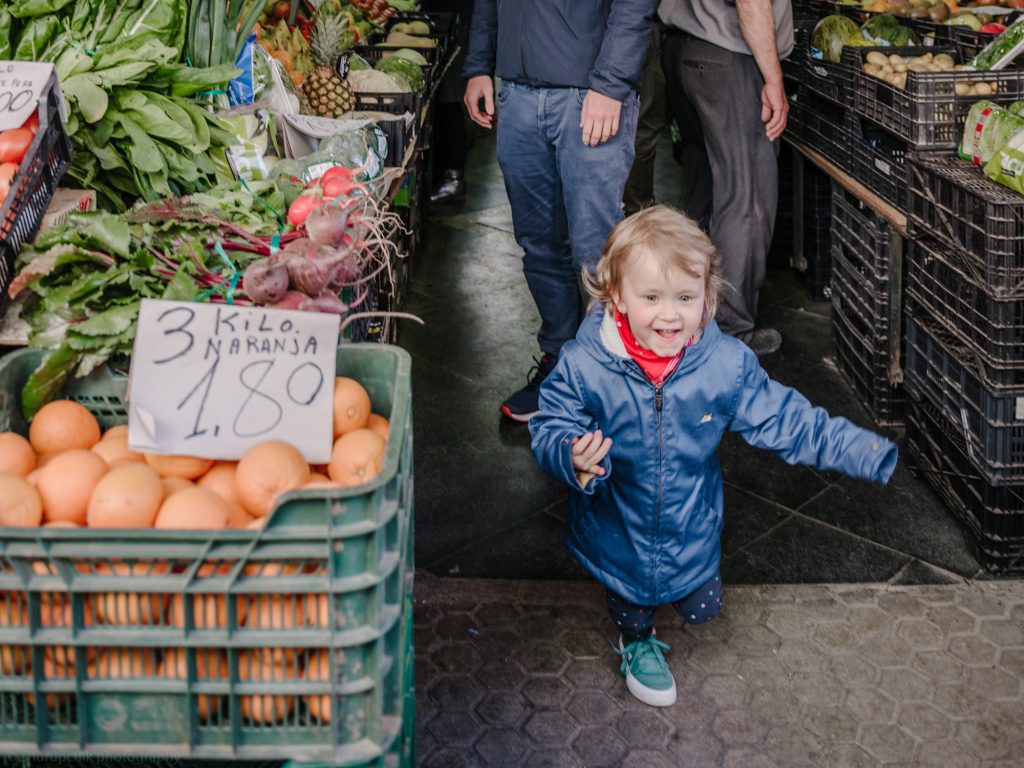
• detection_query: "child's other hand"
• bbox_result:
[572,430,612,489]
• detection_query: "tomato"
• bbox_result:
[20,112,39,135]
[273,1,291,19]
[0,128,35,164]
[0,163,19,206]
[287,191,321,226]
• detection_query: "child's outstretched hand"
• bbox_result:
[571,430,612,489]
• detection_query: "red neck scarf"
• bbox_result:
[614,309,693,385]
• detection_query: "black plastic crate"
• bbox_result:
[799,163,834,300]
[793,0,835,21]
[783,22,814,83]
[354,89,422,118]
[801,49,859,108]
[355,45,438,96]
[907,154,1024,298]
[904,310,1024,486]
[787,86,852,171]
[906,236,1024,381]
[905,397,1024,574]
[830,183,893,288]
[847,112,910,212]
[376,115,416,167]
[846,45,1024,149]
[0,72,73,315]
[831,246,905,425]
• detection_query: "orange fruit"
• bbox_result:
[94,562,168,625]
[302,649,340,722]
[196,462,249,524]
[89,647,159,678]
[36,449,107,526]
[238,648,298,723]
[0,474,43,527]
[91,432,143,466]
[161,477,194,497]
[0,432,36,476]
[87,463,164,528]
[155,487,229,530]
[100,425,129,442]
[332,377,371,438]
[169,563,245,631]
[366,413,390,441]
[157,648,228,720]
[234,441,310,517]
[328,429,386,487]
[144,453,214,480]
[29,400,101,454]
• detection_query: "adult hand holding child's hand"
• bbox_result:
[572,430,612,489]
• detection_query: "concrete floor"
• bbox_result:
[401,131,989,588]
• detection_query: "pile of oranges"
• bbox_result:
[0,375,389,530]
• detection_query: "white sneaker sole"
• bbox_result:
[624,671,677,707]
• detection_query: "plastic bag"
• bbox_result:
[960,100,1024,165]
[984,128,1024,194]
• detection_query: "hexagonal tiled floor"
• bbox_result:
[414,574,1024,766]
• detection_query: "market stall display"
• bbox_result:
[789,0,1024,573]
[0,2,456,764]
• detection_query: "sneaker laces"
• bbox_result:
[615,636,672,678]
[523,355,554,391]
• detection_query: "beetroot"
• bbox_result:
[269,291,313,311]
[287,255,331,296]
[242,257,290,305]
[326,246,363,289]
[305,203,351,249]
[305,293,349,314]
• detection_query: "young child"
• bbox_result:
[529,205,898,708]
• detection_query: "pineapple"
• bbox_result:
[302,15,356,118]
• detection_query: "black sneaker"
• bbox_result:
[744,328,782,357]
[500,354,557,422]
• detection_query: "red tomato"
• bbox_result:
[273,1,291,19]
[0,128,34,164]
[0,162,19,205]
[20,112,40,135]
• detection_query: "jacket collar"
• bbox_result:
[579,305,723,377]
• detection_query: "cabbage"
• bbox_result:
[386,47,429,66]
[376,57,424,91]
[812,15,863,63]
[862,14,919,46]
[348,53,373,71]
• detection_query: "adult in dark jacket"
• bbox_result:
[462,0,660,422]
[531,207,897,706]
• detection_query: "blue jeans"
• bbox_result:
[496,81,639,357]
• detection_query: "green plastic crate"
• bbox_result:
[0,344,414,766]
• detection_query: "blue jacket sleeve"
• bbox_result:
[728,350,898,484]
[529,354,612,494]
[588,0,661,100]
[462,0,497,79]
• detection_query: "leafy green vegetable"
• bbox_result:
[14,14,60,60]
[811,15,862,64]
[8,0,74,19]
[0,10,15,59]
[376,56,424,91]
[971,16,1024,70]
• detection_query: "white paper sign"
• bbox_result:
[0,61,53,131]
[128,299,339,463]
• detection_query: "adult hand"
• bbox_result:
[580,90,622,147]
[760,80,788,141]
[464,75,495,129]
[571,430,613,489]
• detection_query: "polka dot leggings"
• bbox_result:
[606,571,724,644]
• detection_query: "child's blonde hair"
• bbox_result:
[583,205,724,328]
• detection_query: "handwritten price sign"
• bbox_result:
[128,299,339,463]
[0,61,53,131]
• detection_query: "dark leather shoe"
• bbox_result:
[430,170,466,205]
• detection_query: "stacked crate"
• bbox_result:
[903,154,1024,573]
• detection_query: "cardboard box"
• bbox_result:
[38,188,96,233]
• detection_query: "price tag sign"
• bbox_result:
[0,61,53,131]
[128,299,340,463]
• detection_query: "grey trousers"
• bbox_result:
[623,21,667,216]
[662,32,780,339]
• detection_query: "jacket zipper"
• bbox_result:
[654,385,663,595]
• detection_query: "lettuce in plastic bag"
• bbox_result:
[984,128,1024,194]
[960,100,1024,165]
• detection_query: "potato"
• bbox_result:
[934,53,956,70]
[895,62,908,73]
[880,64,894,78]
[972,82,995,96]
[864,63,882,76]
[867,51,890,67]
[893,72,908,90]
[889,54,904,67]
[955,82,972,96]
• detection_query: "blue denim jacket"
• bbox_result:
[530,310,898,605]
[462,0,659,100]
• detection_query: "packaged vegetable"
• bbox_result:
[984,128,1024,194]
[970,16,1024,70]
[961,100,1024,165]
[375,57,424,92]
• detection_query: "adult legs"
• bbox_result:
[623,21,667,216]
[665,35,780,340]
[496,83,577,359]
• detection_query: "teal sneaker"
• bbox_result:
[615,633,677,707]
